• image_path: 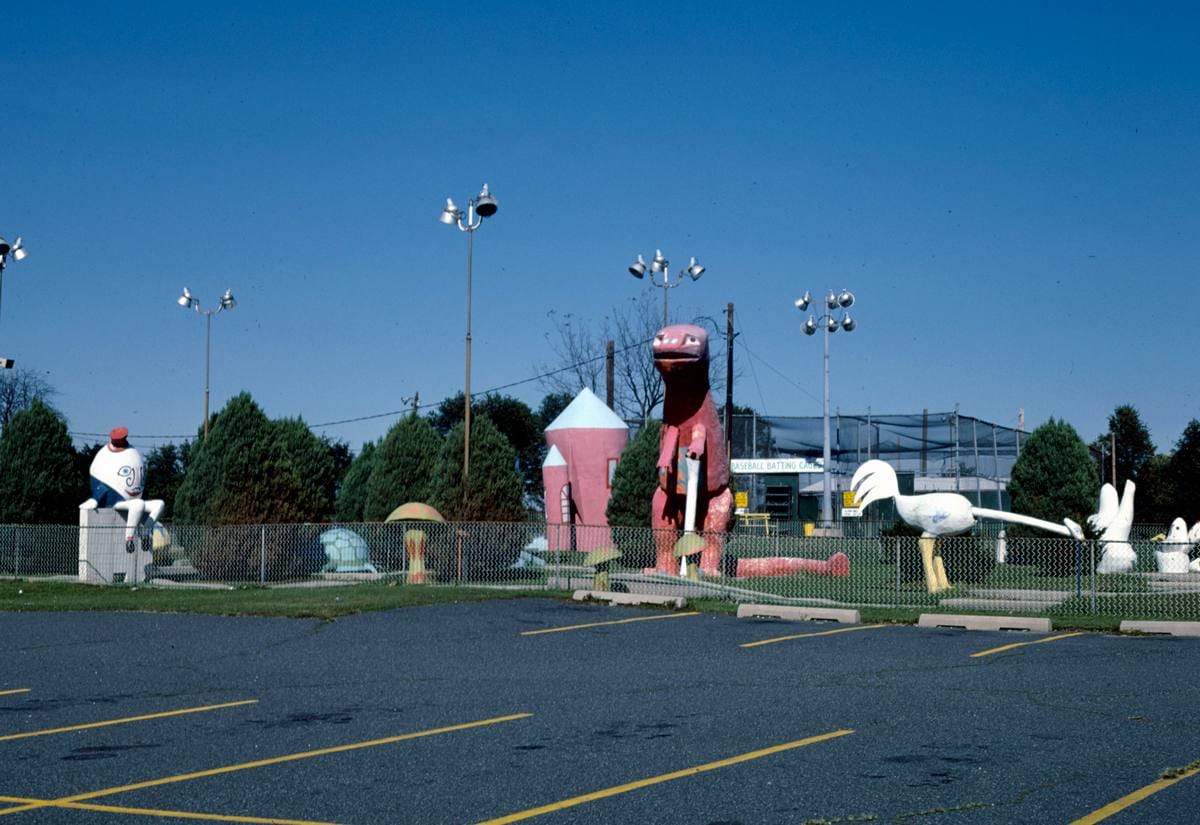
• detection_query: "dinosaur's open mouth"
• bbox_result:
[653,352,701,362]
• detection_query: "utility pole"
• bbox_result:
[411,392,420,417]
[725,302,734,461]
[1111,431,1117,486]
[605,340,615,410]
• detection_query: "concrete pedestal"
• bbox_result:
[79,509,153,584]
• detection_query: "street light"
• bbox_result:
[0,235,28,369]
[178,287,237,439]
[439,182,499,487]
[628,248,705,325]
[796,288,857,525]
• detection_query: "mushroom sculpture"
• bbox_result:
[584,546,623,592]
[386,502,446,585]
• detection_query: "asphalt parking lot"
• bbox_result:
[1,598,1198,823]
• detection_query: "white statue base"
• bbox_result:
[1096,541,1136,574]
[79,509,153,584]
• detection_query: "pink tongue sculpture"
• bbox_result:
[735,552,850,578]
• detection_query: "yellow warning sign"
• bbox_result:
[735,491,749,509]
[842,490,860,508]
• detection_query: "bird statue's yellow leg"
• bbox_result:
[932,548,951,592]
[919,534,940,594]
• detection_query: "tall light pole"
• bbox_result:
[796,289,857,525]
[178,288,237,439]
[440,183,499,487]
[0,235,28,369]
[628,249,705,325]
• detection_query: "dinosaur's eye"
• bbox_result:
[686,336,698,345]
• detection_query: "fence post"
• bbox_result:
[1089,540,1097,615]
[259,526,266,585]
[894,536,901,608]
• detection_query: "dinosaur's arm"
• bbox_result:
[657,426,679,491]
[687,423,707,460]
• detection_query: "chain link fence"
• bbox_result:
[2,520,1198,621]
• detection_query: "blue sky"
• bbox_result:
[2,2,1196,453]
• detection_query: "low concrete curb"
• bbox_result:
[736,604,861,624]
[918,613,1051,632]
[1120,620,1200,637]
[572,590,686,608]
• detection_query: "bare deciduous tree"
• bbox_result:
[0,368,56,429]
[537,292,730,424]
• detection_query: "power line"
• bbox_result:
[69,338,654,441]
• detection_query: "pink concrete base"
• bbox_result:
[735,552,851,578]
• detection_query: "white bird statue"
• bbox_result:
[1092,481,1136,574]
[851,460,1082,594]
[1154,518,1192,574]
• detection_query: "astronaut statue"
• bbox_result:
[80,427,166,552]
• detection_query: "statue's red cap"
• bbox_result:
[109,427,129,448]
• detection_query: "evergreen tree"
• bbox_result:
[1008,418,1096,531]
[145,442,189,519]
[364,415,442,520]
[1096,405,1156,490]
[174,393,334,525]
[335,440,377,521]
[606,419,661,529]
[1166,420,1200,524]
[430,415,525,521]
[1137,453,1175,525]
[0,399,80,523]
[429,392,544,500]
[536,392,575,429]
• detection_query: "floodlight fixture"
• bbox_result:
[838,289,855,308]
[627,247,709,324]
[440,198,462,225]
[795,292,811,312]
[178,287,196,309]
[474,183,498,218]
[842,314,856,332]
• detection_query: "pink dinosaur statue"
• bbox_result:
[649,324,733,576]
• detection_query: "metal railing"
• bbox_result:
[2,521,1197,621]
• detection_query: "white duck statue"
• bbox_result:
[851,460,1083,594]
[1154,518,1192,574]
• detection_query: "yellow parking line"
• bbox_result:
[740,624,887,648]
[521,611,699,636]
[1069,761,1200,824]
[0,699,259,742]
[476,728,854,824]
[970,632,1085,658]
[0,795,338,825]
[0,712,532,817]
[0,690,29,698]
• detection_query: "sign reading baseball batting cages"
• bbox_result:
[730,457,824,474]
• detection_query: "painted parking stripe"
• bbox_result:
[0,690,29,698]
[970,632,1085,658]
[0,712,532,817]
[521,612,699,636]
[0,699,259,743]
[476,728,853,824]
[1069,760,1200,824]
[740,624,887,648]
[0,795,339,825]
